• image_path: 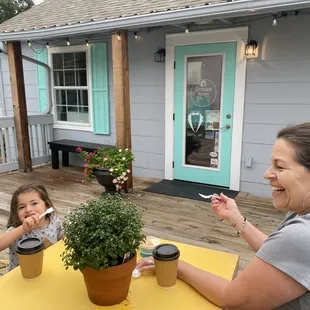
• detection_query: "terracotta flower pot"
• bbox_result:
[80,253,137,306]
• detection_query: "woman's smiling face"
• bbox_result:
[264,138,310,214]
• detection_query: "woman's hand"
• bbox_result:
[22,214,40,232]
[211,193,242,224]
[135,257,155,273]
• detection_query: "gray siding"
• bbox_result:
[1,14,310,197]
[0,46,40,115]
[0,33,168,178]
[240,14,310,197]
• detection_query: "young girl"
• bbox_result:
[0,184,63,271]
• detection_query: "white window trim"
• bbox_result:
[165,27,248,191]
[48,45,93,132]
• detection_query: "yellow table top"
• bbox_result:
[0,239,239,310]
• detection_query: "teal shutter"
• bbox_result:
[91,42,110,134]
[35,49,48,113]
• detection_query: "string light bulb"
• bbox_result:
[86,40,89,47]
[134,32,138,40]
[66,38,70,46]
[27,40,31,47]
[46,42,49,48]
[185,25,189,33]
[272,14,278,26]
[117,32,121,40]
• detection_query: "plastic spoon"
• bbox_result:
[199,193,221,200]
[39,207,54,219]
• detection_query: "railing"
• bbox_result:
[0,114,54,174]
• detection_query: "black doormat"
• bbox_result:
[144,179,239,202]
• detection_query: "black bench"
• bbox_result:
[48,139,108,169]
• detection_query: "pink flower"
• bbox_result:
[112,179,117,184]
[84,163,89,168]
[127,169,131,173]
[104,157,108,161]
[84,173,87,177]
[81,180,86,184]
[96,146,100,149]
[76,147,83,153]
[86,155,92,160]
[89,170,93,174]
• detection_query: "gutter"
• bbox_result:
[0,0,310,40]
[0,44,53,114]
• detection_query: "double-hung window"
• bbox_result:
[50,47,91,129]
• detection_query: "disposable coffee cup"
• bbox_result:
[16,237,44,279]
[152,244,180,288]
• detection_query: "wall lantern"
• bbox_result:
[154,48,165,62]
[245,40,258,58]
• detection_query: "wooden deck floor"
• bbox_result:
[0,165,285,276]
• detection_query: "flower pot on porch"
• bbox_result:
[93,167,118,194]
[80,253,137,306]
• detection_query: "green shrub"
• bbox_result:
[61,194,145,270]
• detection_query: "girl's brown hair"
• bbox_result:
[7,184,55,228]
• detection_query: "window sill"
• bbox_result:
[53,123,93,132]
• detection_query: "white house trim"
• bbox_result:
[165,26,248,191]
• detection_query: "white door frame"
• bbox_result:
[165,27,248,191]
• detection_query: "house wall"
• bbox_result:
[0,45,40,116]
[1,14,310,197]
[240,14,310,197]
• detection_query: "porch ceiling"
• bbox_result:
[0,0,309,40]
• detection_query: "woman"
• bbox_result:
[136,123,310,309]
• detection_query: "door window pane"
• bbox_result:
[185,55,223,169]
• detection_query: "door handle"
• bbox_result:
[219,124,231,130]
[211,122,231,130]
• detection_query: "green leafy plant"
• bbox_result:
[76,146,134,190]
[61,194,145,271]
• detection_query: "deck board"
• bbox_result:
[0,165,284,276]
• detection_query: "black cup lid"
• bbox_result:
[16,237,44,255]
[152,244,180,261]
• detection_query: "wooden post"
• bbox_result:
[112,30,133,192]
[7,41,32,172]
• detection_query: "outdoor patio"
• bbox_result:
[0,164,285,276]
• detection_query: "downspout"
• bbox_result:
[0,46,53,114]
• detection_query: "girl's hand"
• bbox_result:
[211,193,242,224]
[135,257,155,273]
[22,214,40,232]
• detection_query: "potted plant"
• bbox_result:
[76,146,134,194]
[61,194,145,306]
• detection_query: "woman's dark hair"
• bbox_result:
[277,123,310,171]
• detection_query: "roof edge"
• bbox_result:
[0,0,310,40]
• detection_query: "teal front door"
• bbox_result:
[174,42,237,187]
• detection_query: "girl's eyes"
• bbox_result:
[18,206,25,210]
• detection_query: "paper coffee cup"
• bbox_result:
[152,244,180,288]
[16,237,44,279]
